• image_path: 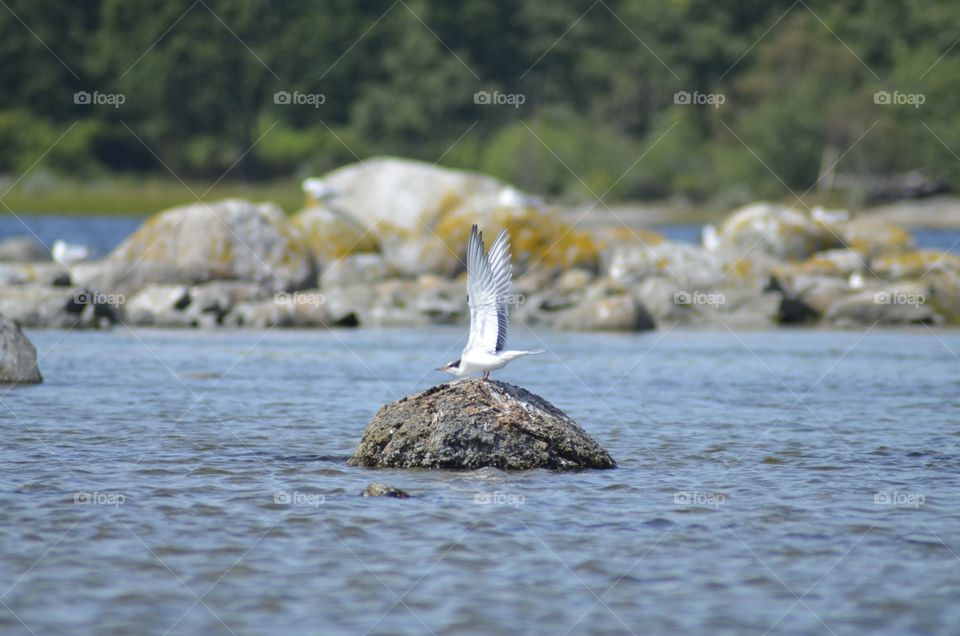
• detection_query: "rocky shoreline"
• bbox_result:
[1,157,958,332]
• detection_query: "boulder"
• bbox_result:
[0,262,70,286]
[291,205,379,266]
[0,286,90,328]
[606,241,724,290]
[0,312,42,383]
[871,250,960,280]
[311,157,598,276]
[825,283,939,326]
[713,202,840,261]
[348,378,616,470]
[75,199,314,294]
[835,218,913,258]
[549,279,654,331]
[0,236,49,263]
[225,290,331,328]
[319,253,390,288]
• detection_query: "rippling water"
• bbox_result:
[2,327,959,635]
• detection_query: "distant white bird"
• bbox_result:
[701,224,720,251]
[301,177,341,203]
[51,239,88,264]
[437,225,544,379]
[848,272,864,290]
[497,186,544,209]
[812,205,849,225]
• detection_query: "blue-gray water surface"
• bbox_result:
[1,326,959,635]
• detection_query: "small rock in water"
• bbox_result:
[0,312,42,384]
[348,378,616,470]
[361,484,411,498]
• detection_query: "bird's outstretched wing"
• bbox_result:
[464,224,512,355]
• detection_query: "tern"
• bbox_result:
[437,225,544,379]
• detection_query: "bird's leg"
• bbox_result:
[482,371,490,381]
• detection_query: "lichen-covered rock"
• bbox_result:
[319,253,390,288]
[312,157,598,276]
[75,199,314,294]
[872,250,960,280]
[0,286,90,328]
[825,284,939,326]
[714,202,840,261]
[0,312,41,383]
[606,241,723,290]
[292,205,379,266]
[836,218,913,258]
[348,379,616,470]
[549,279,654,331]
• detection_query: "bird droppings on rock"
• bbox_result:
[361,484,411,498]
[348,378,616,470]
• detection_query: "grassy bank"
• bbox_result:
[1,177,306,216]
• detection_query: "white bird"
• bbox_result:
[701,223,720,251]
[436,225,544,379]
[497,186,544,209]
[301,177,341,204]
[811,205,849,225]
[51,239,88,264]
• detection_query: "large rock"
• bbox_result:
[825,284,940,326]
[75,199,314,294]
[309,157,598,276]
[835,218,913,258]
[291,205,379,266]
[0,262,70,286]
[348,379,616,470]
[713,202,840,261]
[0,313,41,383]
[0,236,49,263]
[0,286,90,328]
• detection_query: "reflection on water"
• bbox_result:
[1,327,958,635]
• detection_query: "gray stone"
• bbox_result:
[0,236,49,263]
[825,284,939,326]
[0,286,89,328]
[320,253,390,288]
[361,484,411,498]
[0,313,42,383]
[0,262,70,286]
[348,378,616,470]
[75,199,314,294]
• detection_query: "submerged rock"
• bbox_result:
[0,313,41,383]
[348,379,616,470]
[361,484,411,498]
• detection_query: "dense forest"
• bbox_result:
[1,0,958,205]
